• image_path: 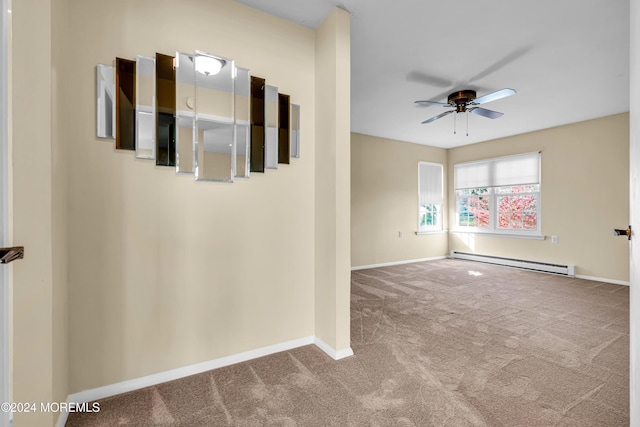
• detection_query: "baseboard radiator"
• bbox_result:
[450,251,576,277]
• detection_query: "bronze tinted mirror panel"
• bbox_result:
[175,52,196,174]
[116,58,136,150]
[156,53,176,166]
[264,85,278,169]
[278,93,290,164]
[250,76,265,173]
[96,64,115,139]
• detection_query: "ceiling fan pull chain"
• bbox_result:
[466,110,469,136]
[453,110,457,134]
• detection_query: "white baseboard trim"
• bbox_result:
[351,256,446,271]
[56,334,354,427]
[314,336,354,360]
[575,274,630,286]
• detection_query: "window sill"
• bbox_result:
[450,230,545,240]
[415,230,448,235]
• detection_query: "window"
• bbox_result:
[454,152,541,236]
[418,162,443,232]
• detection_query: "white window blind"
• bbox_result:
[419,162,443,205]
[454,152,540,190]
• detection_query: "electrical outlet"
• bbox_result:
[399,231,403,238]
[551,235,558,244]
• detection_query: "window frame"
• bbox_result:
[454,185,541,236]
[418,161,444,233]
[453,153,542,237]
[494,185,541,234]
[419,203,442,231]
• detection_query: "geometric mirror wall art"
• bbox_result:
[96,49,301,184]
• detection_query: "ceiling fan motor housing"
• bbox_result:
[448,90,476,113]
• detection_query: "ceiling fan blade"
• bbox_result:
[471,88,516,105]
[415,100,450,107]
[468,107,504,119]
[421,110,454,124]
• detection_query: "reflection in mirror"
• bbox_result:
[176,52,196,173]
[290,104,300,158]
[250,76,265,173]
[96,64,115,139]
[194,51,235,182]
[156,53,176,166]
[116,58,136,150]
[264,85,279,169]
[135,56,155,159]
[235,67,250,178]
[278,93,290,164]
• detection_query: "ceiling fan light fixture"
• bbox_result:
[195,55,226,76]
[416,87,516,132]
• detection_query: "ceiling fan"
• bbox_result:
[415,88,516,135]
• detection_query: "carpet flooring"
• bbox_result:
[66,259,629,426]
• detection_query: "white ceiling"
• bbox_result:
[234,0,630,149]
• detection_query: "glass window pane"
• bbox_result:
[479,196,489,210]
[498,212,509,229]
[524,213,537,229]
[510,212,523,229]
[523,195,536,211]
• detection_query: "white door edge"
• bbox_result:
[0,0,10,426]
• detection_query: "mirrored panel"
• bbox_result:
[235,67,250,178]
[176,52,196,174]
[264,84,279,169]
[290,104,300,158]
[156,53,176,166]
[278,93,290,164]
[135,56,155,159]
[116,58,136,150]
[194,51,234,182]
[96,64,115,139]
[250,76,265,173]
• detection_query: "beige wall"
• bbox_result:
[65,0,319,393]
[448,113,630,282]
[351,133,449,267]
